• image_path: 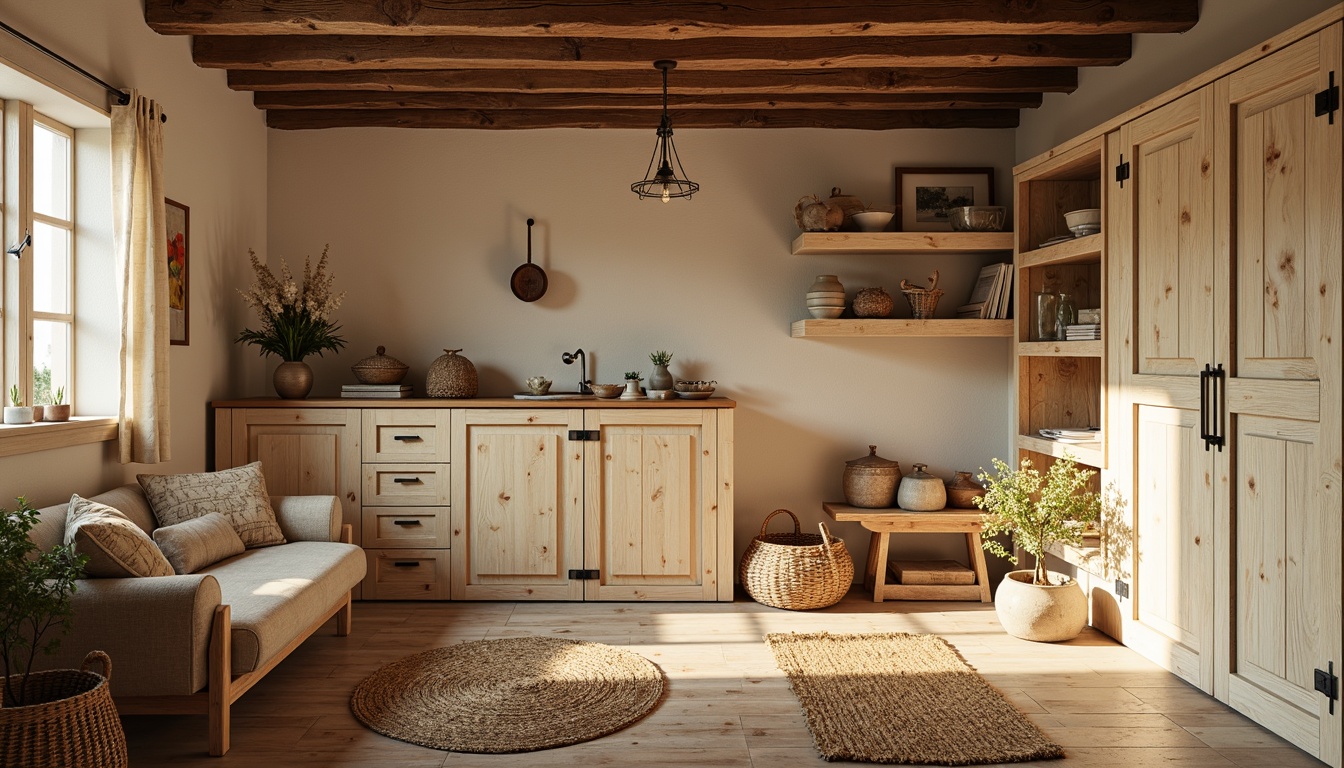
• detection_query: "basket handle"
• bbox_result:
[760,509,801,537]
[818,522,840,558]
[81,650,112,681]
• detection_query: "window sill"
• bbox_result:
[0,417,117,459]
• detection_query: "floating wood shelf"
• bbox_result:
[1017,340,1103,358]
[1043,538,1105,575]
[1017,232,1102,268]
[791,231,1014,255]
[1016,434,1104,468]
[792,319,1013,338]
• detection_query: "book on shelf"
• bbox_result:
[964,263,1013,319]
[341,384,413,399]
[1038,427,1102,445]
[1064,323,1101,340]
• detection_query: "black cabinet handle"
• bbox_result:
[392,561,419,567]
[392,477,422,484]
[392,435,422,442]
[392,519,422,526]
[1200,365,1212,451]
[1210,363,1226,452]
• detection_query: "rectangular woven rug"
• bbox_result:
[765,632,1064,765]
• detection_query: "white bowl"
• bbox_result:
[852,211,894,232]
[806,298,847,306]
[805,291,846,298]
[808,306,844,319]
[1063,208,1101,229]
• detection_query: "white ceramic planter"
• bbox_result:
[994,570,1088,642]
[3,406,35,425]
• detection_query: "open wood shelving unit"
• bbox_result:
[792,318,1012,338]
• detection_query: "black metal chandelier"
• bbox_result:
[631,60,698,202]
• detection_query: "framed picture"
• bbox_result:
[894,167,995,232]
[165,198,189,345]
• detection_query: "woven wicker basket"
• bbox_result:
[740,509,854,610]
[0,651,128,768]
[900,270,944,320]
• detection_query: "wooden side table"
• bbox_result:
[823,502,992,603]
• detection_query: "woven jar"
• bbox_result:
[0,651,128,768]
[852,287,894,318]
[426,349,478,398]
[843,445,902,508]
[351,346,410,385]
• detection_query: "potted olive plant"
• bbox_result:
[975,454,1102,642]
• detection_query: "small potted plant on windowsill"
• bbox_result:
[621,371,643,400]
[44,387,70,422]
[975,454,1105,642]
[4,386,34,425]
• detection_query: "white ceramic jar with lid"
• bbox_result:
[897,463,947,511]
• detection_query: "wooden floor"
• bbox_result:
[123,592,1325,767]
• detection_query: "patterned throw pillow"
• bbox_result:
[138,462,287,549]
[65,494,174,578]
[153,513,246,574]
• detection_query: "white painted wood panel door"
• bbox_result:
[583,409,718,600]
[1109,86,1220,694]
[450,408,585,600]
[1220,24,1343,766]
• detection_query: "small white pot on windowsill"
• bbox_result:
[4,406,35,425]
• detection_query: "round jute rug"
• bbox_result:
[350,636,664,753]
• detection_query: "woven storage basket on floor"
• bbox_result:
[740,509,854,610]
[0,651,128,768]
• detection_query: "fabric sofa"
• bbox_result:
[29,484,366,756]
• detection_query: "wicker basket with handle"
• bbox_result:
[739,509,854,610]
[0,650,128,768]
[900,270,944,320]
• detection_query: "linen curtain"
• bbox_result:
[111,92,171,464]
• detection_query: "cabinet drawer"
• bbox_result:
[363,507,450,549]
[363,464,450,506]
[362,409,451,463]
[363,549,450,600]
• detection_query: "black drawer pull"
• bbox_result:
[392,477,422,484]
[392,520,422,526]
[392,561,419,567]
[392,435,422,442]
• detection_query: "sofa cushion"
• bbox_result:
[64,494,174,578]
[153,513,246,575]
[32,485,157,555]
[138,462,286,549]
[199,542,364,674]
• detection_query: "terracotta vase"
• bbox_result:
[273,361,314,400]
[43,404,71,422]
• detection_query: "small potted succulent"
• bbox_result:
[622,371,643,399]
[43,387,70,422]
[648,351,674,391]
[975,454,1104,642]
[4,385,34,425]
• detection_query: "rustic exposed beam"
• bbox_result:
[193,34,1130,71]
[230,67,1077,94]
[149,0,1199,39]
[266,108,1020,130]
[254,90,1044,111]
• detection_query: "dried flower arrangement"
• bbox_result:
[236,247,347,362]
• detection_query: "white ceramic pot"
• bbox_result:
[994,570,1088,642]
[3,406,35,425]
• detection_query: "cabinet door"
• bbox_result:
[225,408,362,545]
[1109,86,1220,693]
[1222,25,1342,766]
[583,409,718,601]
[450,409,585,600]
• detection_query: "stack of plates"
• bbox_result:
[806,290,846,319]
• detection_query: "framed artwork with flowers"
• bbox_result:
[166,197,189,345]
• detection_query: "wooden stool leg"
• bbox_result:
[968,532,993,602]
[863,532,881,592]
[871,532,891,603]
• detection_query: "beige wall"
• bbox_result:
[0,0,266,506]
[1016,0,1340,162]
[268,127,1018,570]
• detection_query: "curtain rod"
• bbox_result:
[0,20,167,123]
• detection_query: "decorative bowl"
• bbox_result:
[525,376,552,395]
[806,298,847,307]
[852,211,894,232]
[589,384,624,398]
[351,345,410,385]
[808,307,845,319]
[1063,208,1101,229]
[805,290,846,298]
[674,380,717,393]
[677,391,715,400]
[645,389,676,400]
[948,206,1007,232]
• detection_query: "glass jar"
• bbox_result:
[1033,292,1059,341]
[1055,293,1077,339]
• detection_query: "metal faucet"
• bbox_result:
[561,348,591,394]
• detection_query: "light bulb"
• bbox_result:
[661,184,671,203]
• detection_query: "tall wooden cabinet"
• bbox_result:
[1021,11,1342,765]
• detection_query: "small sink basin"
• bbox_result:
[512,391,596,400]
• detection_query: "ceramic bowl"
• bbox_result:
[589,384,624,398]
[852,211,894,232]
[645,389,676,400]
[805,290,846,299]
[525,376,552,395]
[948,206,1007,232]
[1063,208,1101,229]
[806,298,847,307]
[808,306,845,319]
[674,380,718,393]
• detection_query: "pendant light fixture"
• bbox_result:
[631,60,698,202]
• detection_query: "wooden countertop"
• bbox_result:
[212,396,737,409]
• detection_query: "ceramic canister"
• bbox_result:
[946,471,985,509]
[897,463,947,511]
[843,445,902,508]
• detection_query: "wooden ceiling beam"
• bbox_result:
[229,67,1077,94]
[193,34,1131,71]
[254,90,1044,111]
[266,108,1020,130]
[149,0,1199,39]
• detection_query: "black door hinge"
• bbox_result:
[1316,662,1339,715]
[1115,155,1130,187]
[567,430,600,441]
[568,569,600,580]
[1114,579,1130,599]
[1316,71,1339,124]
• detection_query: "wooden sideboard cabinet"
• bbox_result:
[212,398,735,603]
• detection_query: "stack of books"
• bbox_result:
[341,383,413,399]
[957,263,1013,319]
[1064,323,1101,340]
[1038,427,1102,447]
